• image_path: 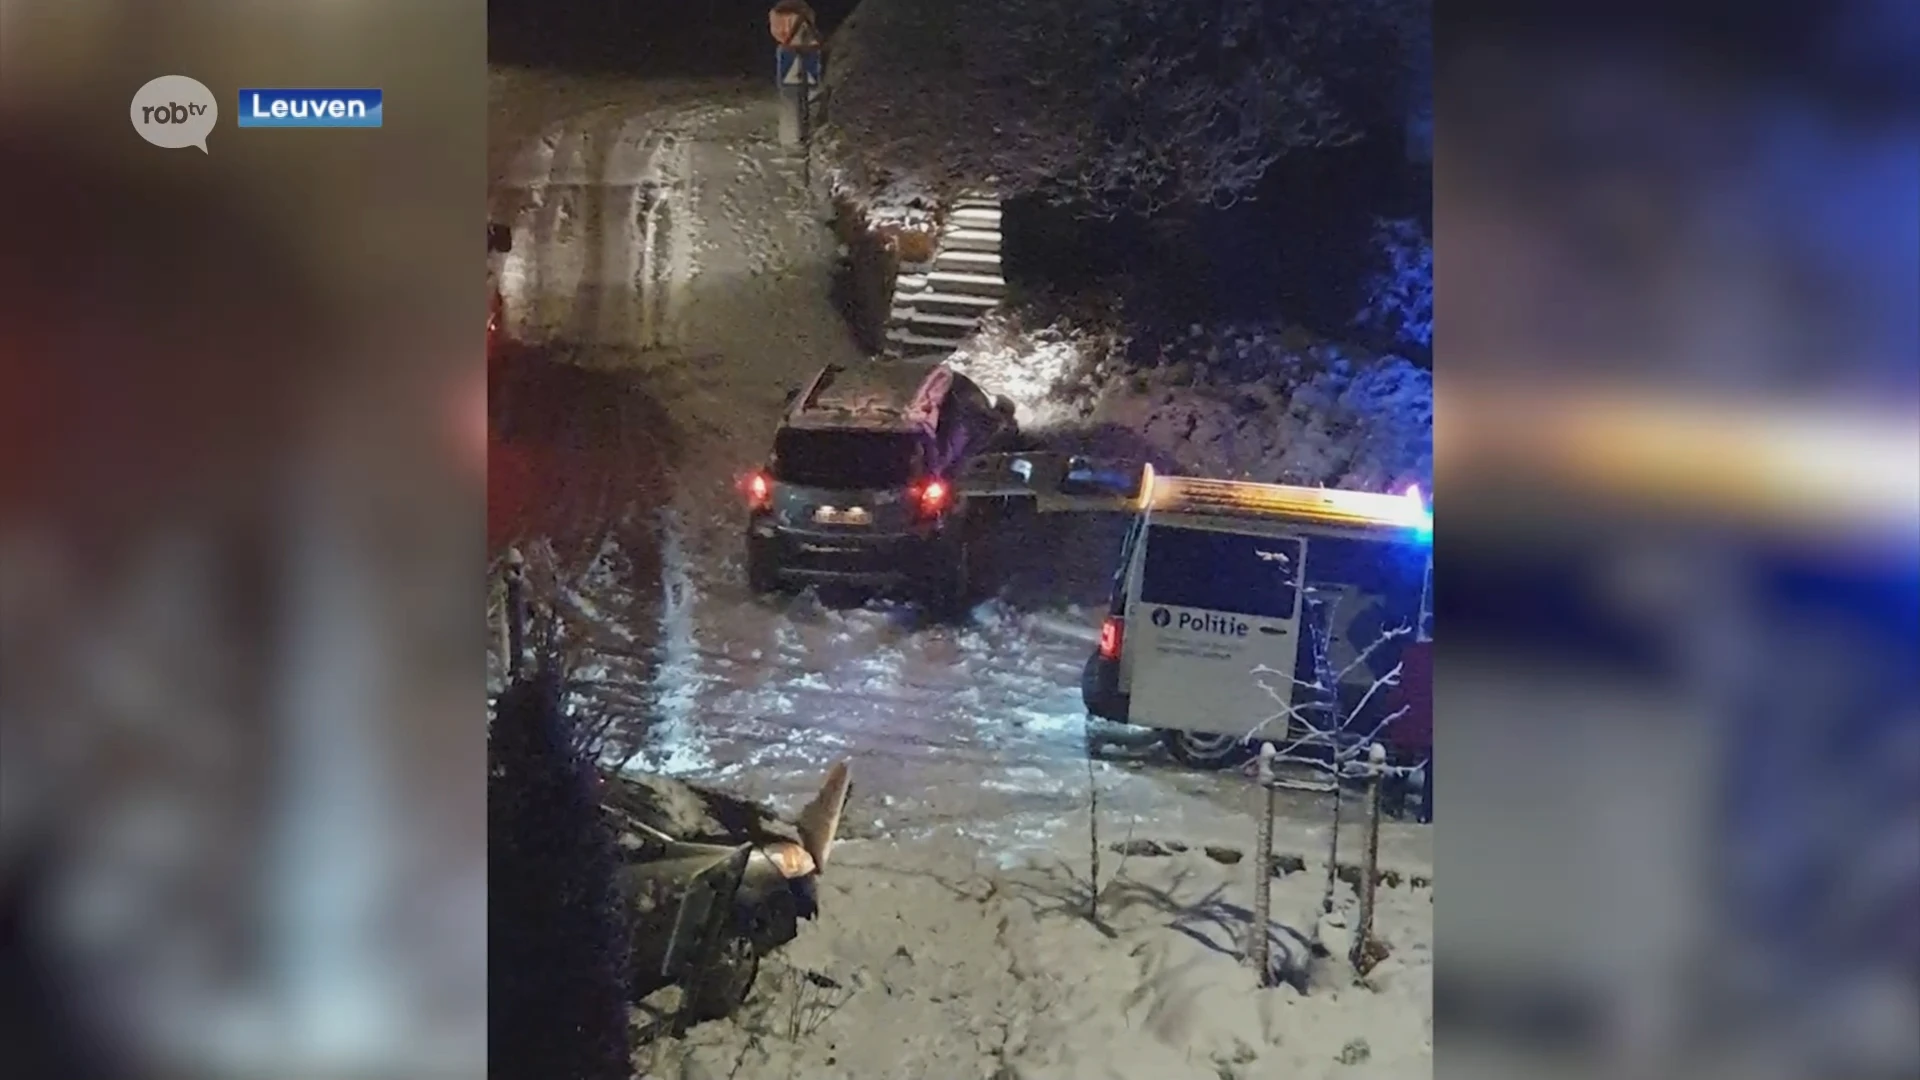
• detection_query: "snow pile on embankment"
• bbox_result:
[637,825,1432,1080]
[947,306,1433,493]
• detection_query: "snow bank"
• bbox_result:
[945,313,1112,429]
[824,165,941,236]
[949,306,1433,493]
[638,829,1431,1080]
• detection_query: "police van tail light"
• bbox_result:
[1098,616,1124,661]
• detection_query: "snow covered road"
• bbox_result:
[484,72,1435,853]
[487,68,1431,1080]
[489,78,1092,842]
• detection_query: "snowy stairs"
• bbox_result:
[884,192,1005,358]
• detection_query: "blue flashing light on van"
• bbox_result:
[1402,484,1433,541]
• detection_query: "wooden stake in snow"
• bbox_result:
[1084,729,1102,923]
[1322,752,1345,916]
[1249,742,1278,985]
[1354,742,1385,970]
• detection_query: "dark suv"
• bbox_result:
[743,360,1020,612]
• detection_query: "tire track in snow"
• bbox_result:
[575,116,650,347]
[636,128,688,350]
[524,125,590,339]
[499,110,694,349]
[644,106,728,350]
[640,507,714,773]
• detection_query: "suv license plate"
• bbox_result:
[813,506,871,526]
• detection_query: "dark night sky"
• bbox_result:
[489,0,860,76]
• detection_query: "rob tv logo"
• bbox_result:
[130,75,219,152]
[237,88,383,128]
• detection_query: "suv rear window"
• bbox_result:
[1140,525,1303,620]
[773,429,920,489]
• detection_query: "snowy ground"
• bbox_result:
[643,828,1432,1080]
[488,68,1431,1079]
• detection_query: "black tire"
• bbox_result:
[683,934,760,1023]
[920,540,972,619]
[745,535,781,595]
[1163,730,1257,769]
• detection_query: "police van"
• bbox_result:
[1078,466,1433,768]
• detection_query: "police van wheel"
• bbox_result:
[1163,730,1256,769]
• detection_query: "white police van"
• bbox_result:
[1079,466,1432,768]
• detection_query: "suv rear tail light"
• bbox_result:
[913,478,950,518]
[743,470,773,510]
[1098,615,1123,660]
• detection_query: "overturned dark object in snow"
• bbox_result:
[603,761,853,1028]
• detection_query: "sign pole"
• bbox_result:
[769,2,821,152]
[778,80,804,148]
[801,108,812,190]
[798,68,814,190]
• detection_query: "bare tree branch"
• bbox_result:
[1241,579,1424,779]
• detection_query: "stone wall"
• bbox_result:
[829,194,939,352]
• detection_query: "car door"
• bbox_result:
[945,374,1013,458]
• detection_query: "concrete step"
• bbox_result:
[934,250,1003,272]
[884,341,954,358]
[914,290,1002,314]
[903,318,972,340]
[927,269,1006,295]
[905,310,985,329]
[941,228,1002,253]
[886,328,968,351]
[950,206,1002,226]
[894,272,929,293]
[953,193,1002,209]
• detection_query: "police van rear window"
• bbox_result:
[1140,525,1302,620]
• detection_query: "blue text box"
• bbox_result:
[237,88,383,128]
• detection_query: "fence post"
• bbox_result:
[1249,743,1277,985]
[1354,742,1385,970]
[503,547,526,680]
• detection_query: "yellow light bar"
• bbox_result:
[1143,471,1432,532]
